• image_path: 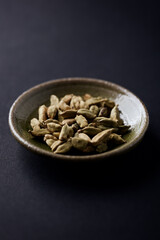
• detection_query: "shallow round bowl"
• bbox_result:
[9,77,149,161]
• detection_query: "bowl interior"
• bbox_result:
[9,78,148,160]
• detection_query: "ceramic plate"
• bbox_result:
[8,78,149,161]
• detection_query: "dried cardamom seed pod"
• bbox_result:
[83,93,92,101]
[46,139,56,147]
[51,140,63,151]
[71,123,79,132]
[77,109,96,119]
[102,99,115,108]
[79,126,101,137]
[110,105,123,125]
[72,137,89,151]
[85,97,102,107]
[96,142,108,153]
[62,118,76,126]
[57,109,64,123]
[43,134,57,141]
[78,133,91,142]
[43,119,60,126]
[47,105,57,119]
[89,105,99,115]
[109,133,126,144]
[60,109,77,118]
[54,140,72,154]
[95,124,111,131]
[30,118,40,130]
[59,100,71,111]
[98,107,108,117]
[91,128,114,146]
[30,128,50,137]
[93,117,118,127]
[60,94,73,104]
[52,132,60,138]
[80,100,86,109]
[86,97,115,108]
[83,145,95,153]
[70,96,84,109]
[50,95,59,106]
[117,125,130,135]
[75,115,88,128]
[47,122,61,132]
[59,124,74,141]
[88,122,96,127]
[38,105,47,122]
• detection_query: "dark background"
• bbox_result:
[0,0,160,239]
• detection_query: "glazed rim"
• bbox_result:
[9,77,149,161]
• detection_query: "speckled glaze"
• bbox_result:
[8,77,149,161]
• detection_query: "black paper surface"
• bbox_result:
[0,1,160,239]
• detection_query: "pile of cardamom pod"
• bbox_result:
[29,93,130,154]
